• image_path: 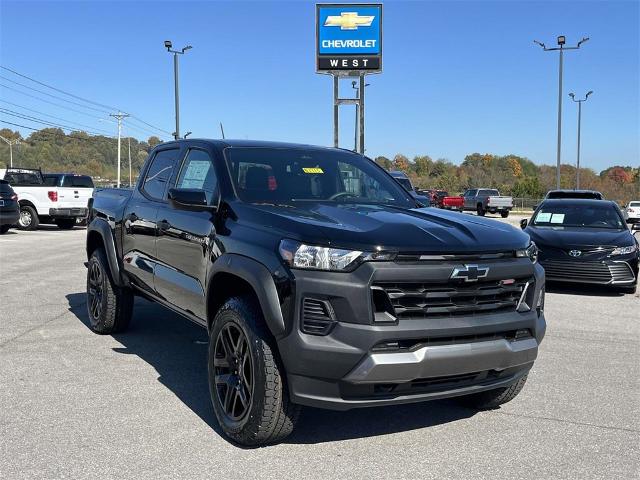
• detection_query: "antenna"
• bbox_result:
[220,122,226,139]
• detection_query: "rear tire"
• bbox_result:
[86,248,133,334]
[208,296,300,446]
[501,210,510,218]
[457,374,528,409]
[476,204,485,216]
[56,218,76,230]
[17,205,39,231]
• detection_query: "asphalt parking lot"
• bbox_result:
[0,219,638,480]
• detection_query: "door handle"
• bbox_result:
[158,219,171,231]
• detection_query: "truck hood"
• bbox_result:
[236,202,529,253]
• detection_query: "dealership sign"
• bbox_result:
[316,3,383,73]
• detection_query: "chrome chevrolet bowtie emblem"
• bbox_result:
[450,264,489,282]
[569,250,582,257]
[324,12,375,30]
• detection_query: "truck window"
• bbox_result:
[480,189,499,196]
[143,149,179,201]
[43,176,60,186]
[175,149,218,204]
[62,176,94,188]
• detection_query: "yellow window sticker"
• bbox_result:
[303,167,324,174]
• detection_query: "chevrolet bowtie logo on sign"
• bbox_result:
[324,12,375,30]
[316,3,383,73]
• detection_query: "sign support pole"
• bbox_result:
[358,73,365,154]
[333,75,339,148]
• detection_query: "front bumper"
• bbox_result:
[278,259,546,410]
[48,207,88,219]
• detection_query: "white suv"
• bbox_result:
[625,201,640,227]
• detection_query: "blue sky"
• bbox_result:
[1,0,638,172]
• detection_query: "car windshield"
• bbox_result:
[628,202,640,207]
[224,147,414,207]
[394,177,413,191]
[532,203,624,229]
[547,191,601,199]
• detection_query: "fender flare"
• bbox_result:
[86,218,123,287]
[207,253,286,338]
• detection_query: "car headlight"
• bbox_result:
[278,239,396,271]
[611,244,638,256]
[516,242,538,263]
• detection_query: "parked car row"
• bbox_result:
[0,167,94,232]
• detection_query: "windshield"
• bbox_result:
[224,147,414,207]
[394,177,413,191]
[547,191,602,199]
[533,203,624,229]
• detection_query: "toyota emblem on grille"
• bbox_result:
[450,264,489,282]
[569,250,582,257]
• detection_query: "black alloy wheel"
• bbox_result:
[213,322,253,422]
[87,260,104,320]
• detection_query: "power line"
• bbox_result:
[0,75,111,114]
[0,66,172,137]
[0,120,117,145]
[0,109,114,137]
[0,65,122,112]
[0,101,114,135]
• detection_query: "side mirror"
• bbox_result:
[168,188,216,211]
[520,219,528,230]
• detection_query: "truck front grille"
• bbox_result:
[301,298,336,335]
[373,278,531,319]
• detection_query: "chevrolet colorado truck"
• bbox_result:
[462,188,513,217]
[86,140,546,446]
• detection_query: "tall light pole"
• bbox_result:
[351,80,370,153]
[0,135,20,167]
[534,35,589,189]
[110,112,129,188]
[164,40,192,140]
[127,137,132,188]
[569,90,593,190]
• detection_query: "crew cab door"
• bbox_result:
[463,189,476,209]
[122,147,182,294]
[154,146,220,320]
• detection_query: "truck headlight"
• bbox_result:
[516,242,538,263]
[611,244,637,256]
[279,239,396,272]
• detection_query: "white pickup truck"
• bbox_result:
[462,188,514,218]
[0,167,94,230]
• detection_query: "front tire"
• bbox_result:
[86,248,133,334]
[476,204,485,216]
[56,218,76,230]
[208,296,300,446]
[457,374,528,409]
[17,205,39,230]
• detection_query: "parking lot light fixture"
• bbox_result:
[569,90,594,189]
[534,35,589,189]
[164,40,192,140]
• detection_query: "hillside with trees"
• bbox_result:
[0,127,637,204]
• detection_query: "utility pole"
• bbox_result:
[164,40,192,140]
[534,35,589,189]
[0,135,20,167]
[127,137,132,187]
[109,112,129,188]
[569,91,593,190]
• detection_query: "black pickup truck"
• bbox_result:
[86,139,546,446]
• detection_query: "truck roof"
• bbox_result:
[157,138,345,153]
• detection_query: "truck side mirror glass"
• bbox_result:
[520,219,528,230]
[168,188,216,211]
